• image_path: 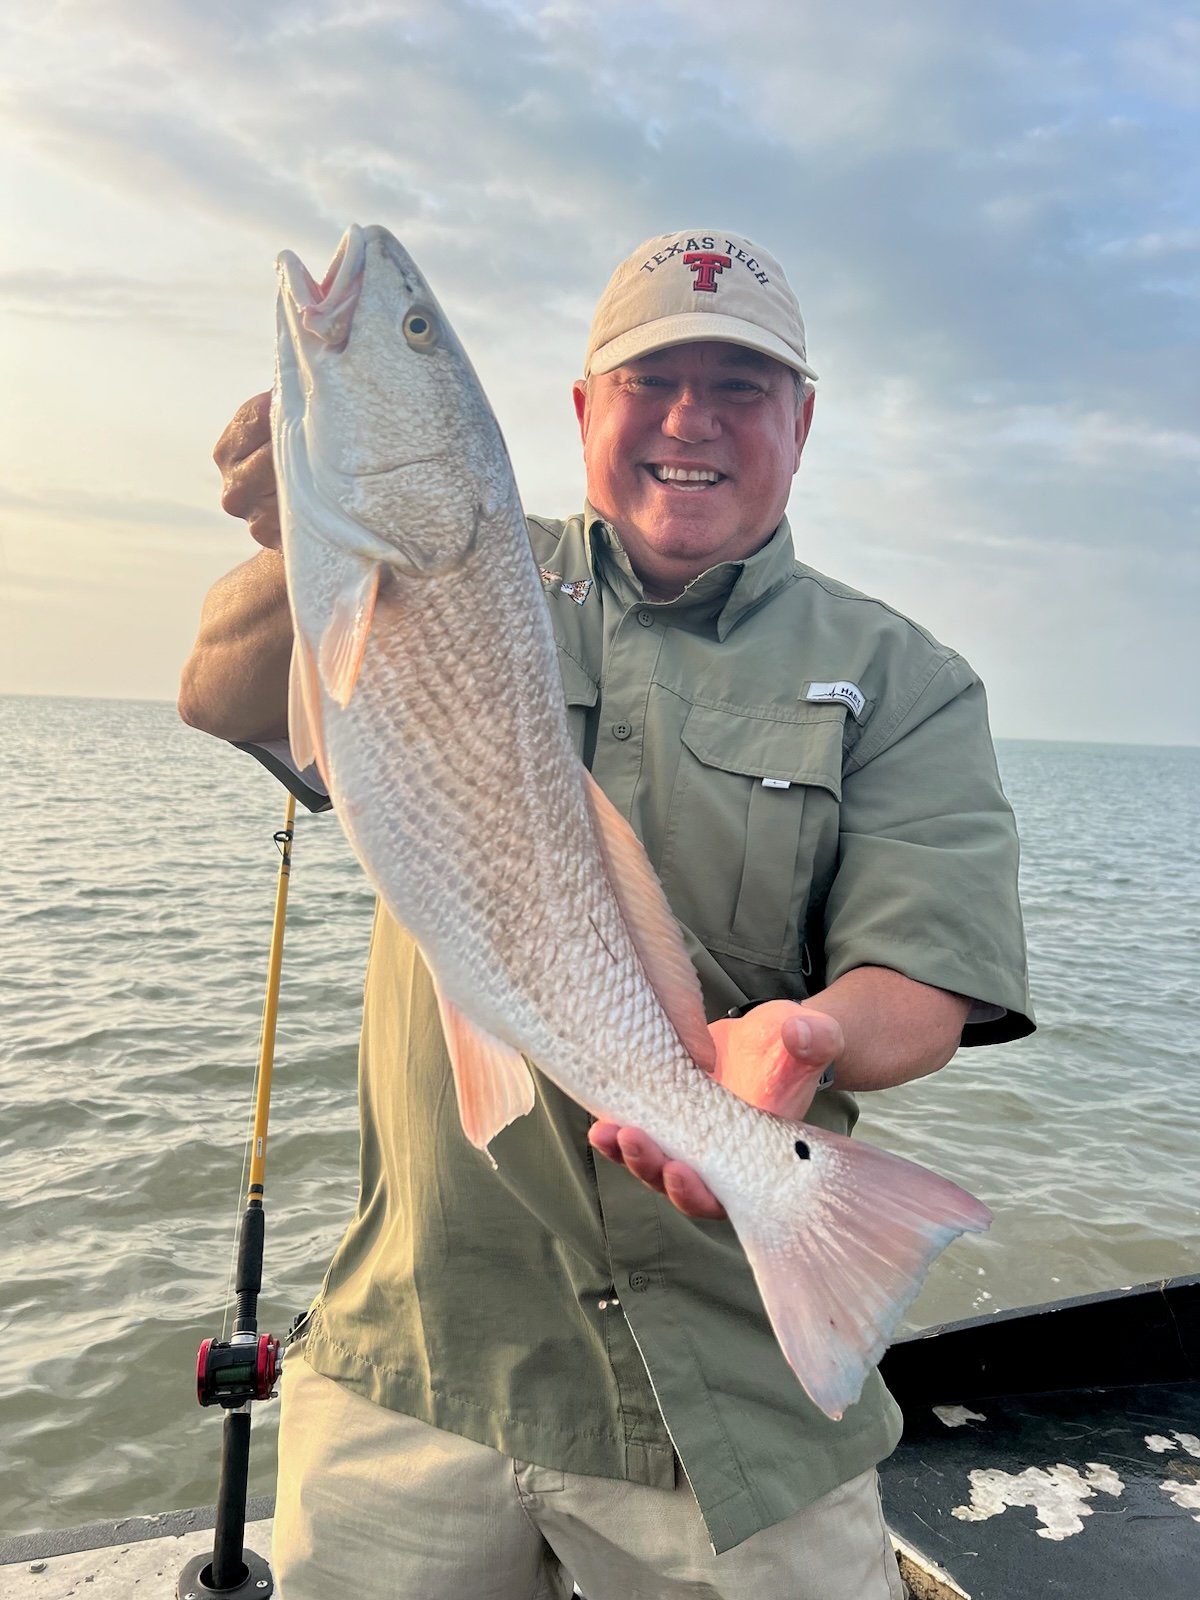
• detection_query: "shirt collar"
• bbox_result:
[582,503,796,639]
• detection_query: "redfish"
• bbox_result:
[272,224,990,1420]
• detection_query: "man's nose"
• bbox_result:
[663,389,721,442]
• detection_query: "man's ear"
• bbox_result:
[572,379,589,443]
[795,390,816,470]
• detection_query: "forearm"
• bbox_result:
[177,549,293,742]
[799,966,970,1092]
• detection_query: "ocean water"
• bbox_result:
[1,694,1198,1540]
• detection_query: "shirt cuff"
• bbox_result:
[965,999,1006,1026]
[233,740,332,813]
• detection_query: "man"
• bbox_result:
[180,229,1032,1598]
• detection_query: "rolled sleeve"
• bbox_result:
[823,657,1033,1045]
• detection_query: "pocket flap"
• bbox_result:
[679,704,843,798]
[557,649,599,708]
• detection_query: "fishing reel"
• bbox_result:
[196,1332,281,1409]
[178,800,297,1599]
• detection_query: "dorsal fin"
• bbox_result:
[583,770,715,1073]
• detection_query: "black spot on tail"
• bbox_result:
[794,1139,811,1160]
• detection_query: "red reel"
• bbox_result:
[196,1333,281,1407]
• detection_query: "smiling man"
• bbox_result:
[180,228,1032,1600]
[575,340,813,598]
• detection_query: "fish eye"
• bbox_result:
[403,307,440,349]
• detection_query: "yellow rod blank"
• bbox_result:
[247,793,296,1197]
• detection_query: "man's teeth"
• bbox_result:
[651,466,721,483]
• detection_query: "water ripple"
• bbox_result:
[1,699,1198,1536]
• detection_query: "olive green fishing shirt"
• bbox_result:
[295,509,1033,1555]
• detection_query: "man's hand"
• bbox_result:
[215,390,281,550]
[588,1000,839,1220]
[587,969,970,1221]
[177,391,292,741]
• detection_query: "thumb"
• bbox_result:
[781,1007,844,1068]
[707,1001,828,1118]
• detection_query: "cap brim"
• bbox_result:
[587,312,818,382]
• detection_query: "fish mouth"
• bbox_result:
[277,226,367,350]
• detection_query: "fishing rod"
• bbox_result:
[178,793,296,1600]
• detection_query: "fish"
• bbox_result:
[271,223,992,1422]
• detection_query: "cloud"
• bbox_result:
[0,270,224,329]
[11,98,333,243]
[994,406,1200,468]
[1119,10,1200,107]
[6,3,1193,405]
[0,483,222,535]
[2,0,1196,738]
[0,568,99,596]
[1098,229,1200,259]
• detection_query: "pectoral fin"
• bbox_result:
[433,983,536,1160]
[288,631,329,787]
[318,562,381,708]
[582,770,715,1074]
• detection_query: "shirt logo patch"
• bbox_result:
[539,568,593,605]
[805,680,866,719]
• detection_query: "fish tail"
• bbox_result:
[722,1125,991,1421]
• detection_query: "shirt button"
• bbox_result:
[637,609,654,627]
[612,722,632,740]
[628,1270,649,1292]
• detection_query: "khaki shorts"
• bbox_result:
[273,1356,905,1600]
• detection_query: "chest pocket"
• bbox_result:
[556,649,599,760]
[658,704,845,971]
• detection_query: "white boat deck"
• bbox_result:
[0,1512,956,1599]
[0,1511,273,1598]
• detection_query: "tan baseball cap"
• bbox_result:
[584,229,818,381]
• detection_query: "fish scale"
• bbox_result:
[273,222,993,1420]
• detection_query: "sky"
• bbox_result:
[1,0,1196,744]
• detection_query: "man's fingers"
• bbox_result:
[247,505,282,550]
[223,448,281,550]
[215,392,282,550]
[661,1162,726,1220]
[587,1122,726,1220]
[220,441,276,516]
[588,1121,622,1165]
[213,390,273,471]
[616,1125,662,1183]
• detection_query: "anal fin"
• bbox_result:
[433,982,536,1161]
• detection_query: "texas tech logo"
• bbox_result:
[638,236,772,287]
[684,252,731,292]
